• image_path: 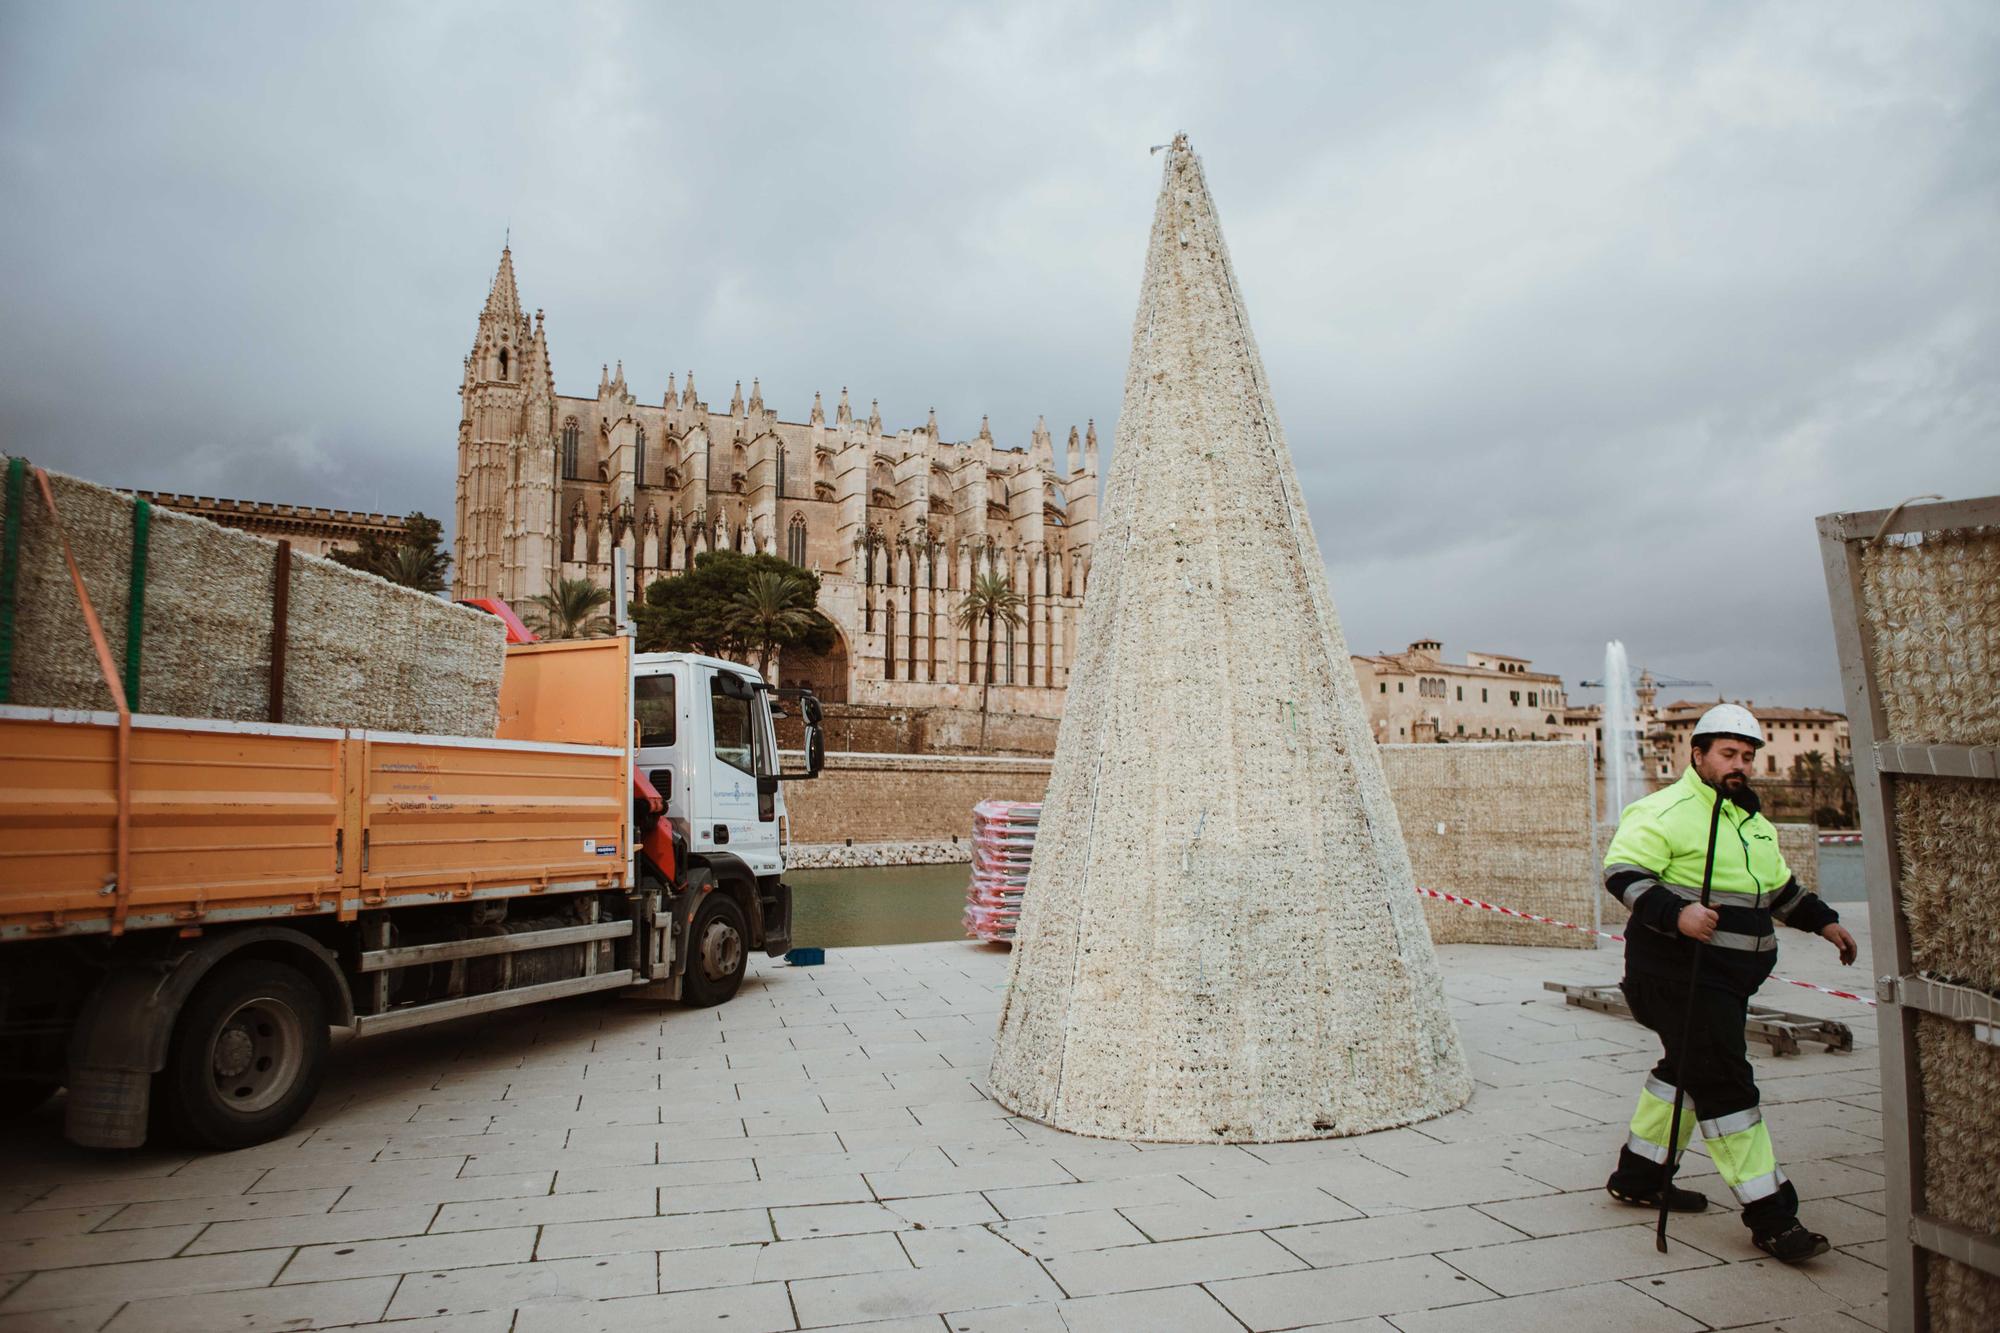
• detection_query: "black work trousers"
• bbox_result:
[1607,973,1800,1231]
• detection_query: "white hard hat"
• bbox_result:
[1693,703,1765,746]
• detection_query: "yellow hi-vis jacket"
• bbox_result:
[1603,766,1837,993]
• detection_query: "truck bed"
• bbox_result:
[0,706,628,940]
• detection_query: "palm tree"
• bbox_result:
[723,571,825,680]
[378,542,450,594]
[955,569,1026,749]
[527,575,613,640]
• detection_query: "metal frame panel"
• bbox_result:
[1818,493,2000,1333]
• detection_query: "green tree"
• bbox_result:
[329,511,451,593]
[725,570,830,681]
[955,569,1026,750]
[526,575,613,640]
[637,550,834,672]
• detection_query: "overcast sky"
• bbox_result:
[3,1,1993,709]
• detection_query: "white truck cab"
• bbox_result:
[629,652,825,1003]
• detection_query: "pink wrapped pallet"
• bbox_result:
[966,801,1042,943]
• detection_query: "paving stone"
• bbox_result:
[0,1247,292,1314]
[102,1274,397,1332]
[991,1209,1149,1260]
[279,1224,535,1283]
[864,1160,1074,1201]
[1629,1252,1881,1327]
[1209,1254,1495,1330]
[0,1208,121,1243]
[320,1312,511,1333]
[792,1251,1064,1327]
[0,1223,203,1274]
[658,1173,873,1214]
[935,1303,1067,1332]
[1043,1231,1304,1297]
[22,1171,267,1213]
[1054,1284,1245,1332]
[1388,1279,1703,1332]
[0,1304,123,1332]
[330,1171,555,1211]
[186,1204,436,1255]
[1667,1195,1883,1259]
[1439,1222,1720,1296]
[983,1173,1210,1220]
[773,1201,909,1240]
[1475,1188,1683,1238]
[383,1249,656,1320]
[1321,1166,1558,1216]
[94,1187,347,1231]
[886,1192,1002,1229]
[535,1207,772,1259]
[429,1186,656,1233]
[660,1232,909,1289]
[1270,1205,1527,1267]
[1122,1185,1363,1240]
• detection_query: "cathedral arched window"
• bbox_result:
[787,514,807,568]
[634,426,647,486]
[561,419,580,479]
[885,601,897,681]
[776,445,787,499]
[1005,621,1018,685]
[497,346,509,379]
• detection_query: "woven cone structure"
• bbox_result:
[988,137,1472,1143]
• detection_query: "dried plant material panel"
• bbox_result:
[1893,777,2000,993]
[1858,526,2000,747]
[1916,1015,2000,1332]
[1773,823,1820,893]
[987,139,1470,1144]
[0,465,504,737]
[1381,742,1595,948]
[1928,1258,2000,1333]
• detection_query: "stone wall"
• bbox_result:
[777,703,1057,757]
[782,753,1053,845]
[1774,822,1819,892]
[1380,742,1597,948]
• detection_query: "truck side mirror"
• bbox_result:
[801,693,823,726]
[807,728,825,777]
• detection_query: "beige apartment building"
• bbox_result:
[1659,700,1850,777]
[1351,639,1571,743]
[122,492,409,560]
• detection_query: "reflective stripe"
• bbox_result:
[1648,879,1782,910]
[1620,880,1654,909]
[1626,1132,1670,1164]
[1704,1112,1781,1197]
[1698,1107,1763,1139]
[1629,1085,1695,1154]
[1770,881,1805,921]
[1709,929,1778,953]
[1731,1167,1789,1204]
[1644,1076,1678,1103]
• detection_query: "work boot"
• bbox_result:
[1607,1179,1710,1213]
[1752,1220,1831,1264]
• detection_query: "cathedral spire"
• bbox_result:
[978,415,993,443]
[867,398,882,435]
[749,378,764,413]
[731,380,745,416]
[683,371,698,408]
[810,390,825,426]
[1067,425,1082,476]
[611,360,628,398]
[483,244,522,323]
[836,386,853,427]
[666,372,677,406]
[1031,415,1053,467]
[926,406,939,438]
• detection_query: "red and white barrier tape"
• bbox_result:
[1817,832,1862,845]
[1413,886,1877,1007]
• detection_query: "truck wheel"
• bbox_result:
[682,892,748,1008]
[155,959,328,1150]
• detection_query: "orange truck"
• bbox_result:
[0,628,826,1150]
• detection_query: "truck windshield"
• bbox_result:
[710,676,754,775]
[635,674,675,747]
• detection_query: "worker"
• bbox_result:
[1601,703,1858,1264]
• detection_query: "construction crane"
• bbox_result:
[1578,667,1712,691]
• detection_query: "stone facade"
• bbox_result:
[1352,639,1572,743]
[452,247,1100,717]
[125,491,409,561]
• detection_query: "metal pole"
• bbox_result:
[612,548,633,638]
[1658,784,1726,1252]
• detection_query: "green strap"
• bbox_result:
[125,499,150,710]
[0,456,25,703]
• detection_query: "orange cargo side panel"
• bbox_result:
[0,709,344,937]
[495,638,632,750]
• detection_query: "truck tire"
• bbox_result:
[682,892,748,1008]
[155,959,328,1150]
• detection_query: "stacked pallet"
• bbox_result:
[964,799,1040,943]
[0,462,506,737]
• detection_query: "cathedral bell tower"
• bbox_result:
[454,243,558,604]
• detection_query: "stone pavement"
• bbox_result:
[0,923,1888,1332]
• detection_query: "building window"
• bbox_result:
[1398,682,1405,693]
[786,515,807,567]
[497,346,509,379]
[634,426,647,485]
[1767,754,1778,774]
[1006,621,1018,685]
[561,419,580,479]
[1456,723,1464,735]
[776,445,787,499]
[1456,685,1463,701]
[885,601,897,680]
[1379,682,1386,694]
[1528,692,1538,707]
[1481,689,1488,703]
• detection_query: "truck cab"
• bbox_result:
[629,653,824,1006]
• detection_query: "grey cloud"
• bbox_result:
[2,0,1993,706]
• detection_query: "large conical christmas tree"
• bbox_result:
[988,137,1471,1143]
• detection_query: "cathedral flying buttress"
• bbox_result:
[453,244,1100,716]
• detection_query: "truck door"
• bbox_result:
[632,662,685,886]
[703,669,782,877]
